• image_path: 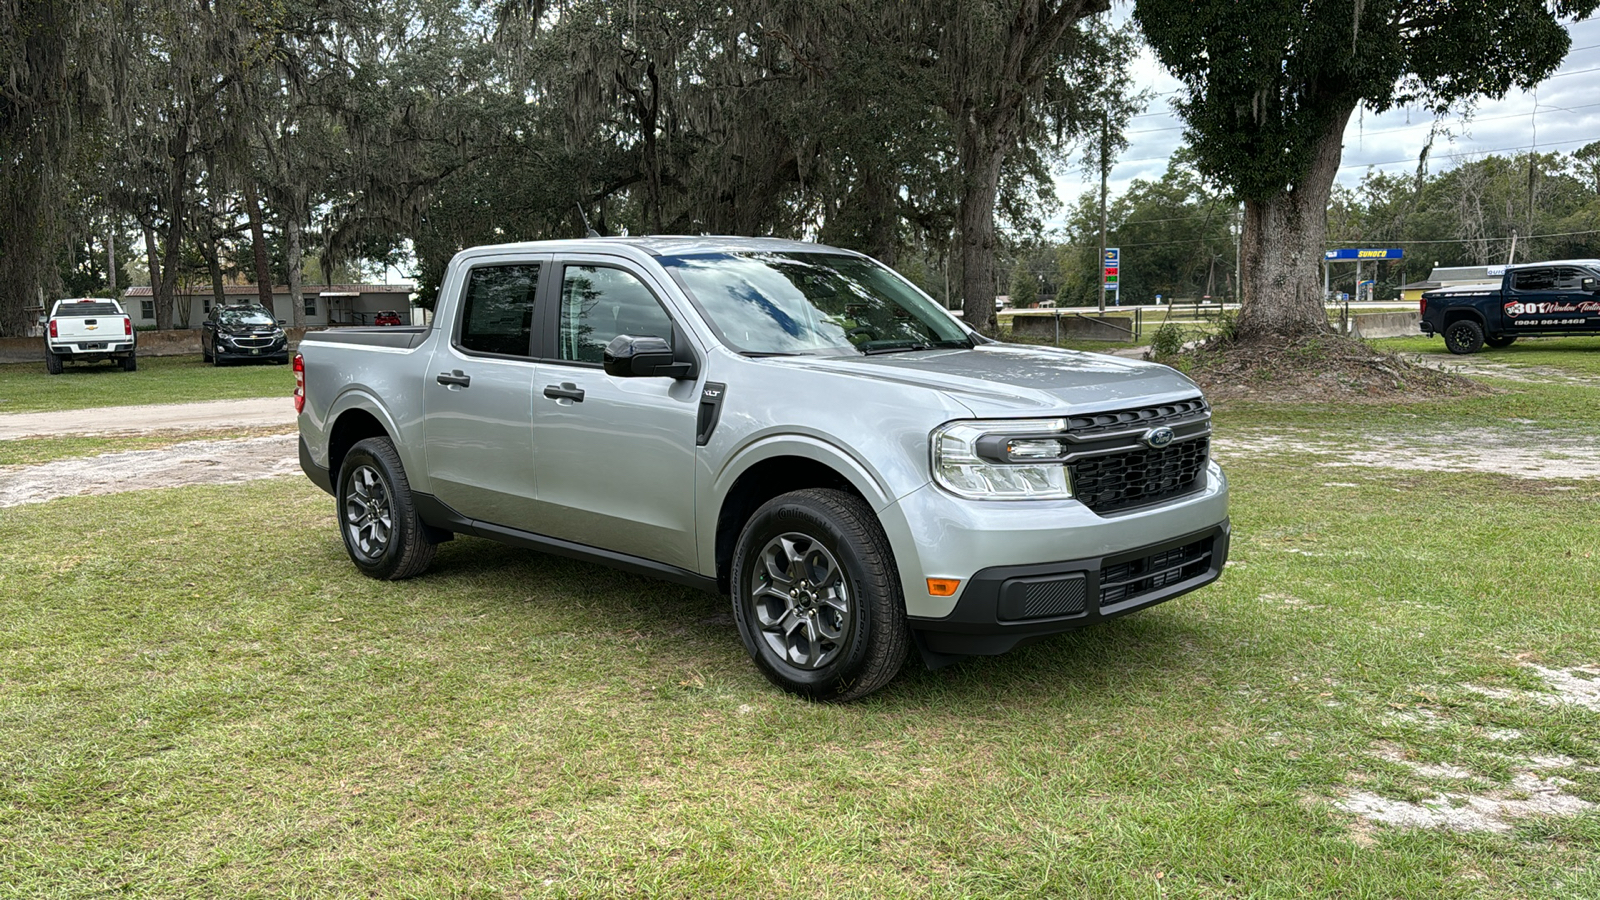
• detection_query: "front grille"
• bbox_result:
[1065,398,1208,437]
[230,336,279,349]
[1100,536,1214,608]
[1070,437,1208,514]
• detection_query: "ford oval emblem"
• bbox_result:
[1144,426,1175,449]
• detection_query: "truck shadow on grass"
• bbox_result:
[416,537,1214,706]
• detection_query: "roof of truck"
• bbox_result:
[462,235,858,258]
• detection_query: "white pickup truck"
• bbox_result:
[44,298,137,374]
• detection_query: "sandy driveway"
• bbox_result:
[0,397,296,440]
[0,398,302,508]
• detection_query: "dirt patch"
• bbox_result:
[1215,426,1600,479]
[0,434,299,507]
[1157,334,1486,404]
[1337,773,1591,834]
[1422,357,1600,388]
[1336,663,1600,834]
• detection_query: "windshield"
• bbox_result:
[218,308,276,328]
[659,251,971,356]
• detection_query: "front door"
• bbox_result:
[530,258,700,570]
[423,258,548,526]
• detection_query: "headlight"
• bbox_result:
[931,419,1073,500]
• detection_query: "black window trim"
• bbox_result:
[539,257,694,370]
[449,255,552,362]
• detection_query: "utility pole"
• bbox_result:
[1098,111,1109,314]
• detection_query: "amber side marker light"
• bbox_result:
[926,578,961,597]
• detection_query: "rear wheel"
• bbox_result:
[730,488,908,702]
[1444,320,1485,355]
[121,352,137,372]
[1485,334,1517,349]
[336,437,437,580]
[44,347,62,375]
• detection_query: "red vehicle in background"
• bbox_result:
[374,310,403,326]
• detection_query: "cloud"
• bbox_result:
[1053,20,1600,219]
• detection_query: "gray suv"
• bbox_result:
[295,237,1229,701]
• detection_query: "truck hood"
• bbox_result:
[760,343,1204,416]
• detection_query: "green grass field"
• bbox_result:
[0,354,293,414]
[1,340,1598,897]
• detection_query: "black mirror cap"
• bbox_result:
[1583,277,1599,293]
[603,334,696,379]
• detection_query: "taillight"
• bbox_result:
[124,317,132,335]
[1419,296,1426,316]
[292,353,305,414]
[49,319,58,338]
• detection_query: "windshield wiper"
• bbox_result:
[860,338,975,355]
[860,341,934,355]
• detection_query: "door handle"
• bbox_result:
[436,370,471,387]
[543,383,585,402]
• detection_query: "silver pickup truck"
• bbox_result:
[296,237,1229,700]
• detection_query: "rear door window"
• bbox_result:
[1511,269,1556,291]
[457,264,541,357]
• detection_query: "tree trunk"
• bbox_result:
[142,222,173,331]
[203,236,225,311]
[244,181,275,317]
[1234,104,1354,344]
[957,135,1007,334]
[287,214,305,328]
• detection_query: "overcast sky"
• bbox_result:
[1053,17,1600,226]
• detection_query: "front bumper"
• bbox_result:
[908,522,1229,658]
[883,458,1228,627]
[215,339,289,362]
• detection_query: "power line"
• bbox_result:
[1338,134,1595,170]
[1327,228,1600,246]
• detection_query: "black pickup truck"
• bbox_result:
[1420,259,1600,354]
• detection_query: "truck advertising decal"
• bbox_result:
[1504,300,1600,326]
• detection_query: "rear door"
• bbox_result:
[528,255,701,570]
[422,255,551,525]
[1503,266,1574,330]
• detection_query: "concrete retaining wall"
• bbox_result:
[0,327,318,365]
[1010,312,1138,343]
[1342,311,1421,340]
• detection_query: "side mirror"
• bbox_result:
[278,319,287,326]
[1583,277,1598,293]
[604,334,695,379]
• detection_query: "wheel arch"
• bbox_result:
[1442,307,1487,329]
[710,440,898,594]
[327,399,398,485]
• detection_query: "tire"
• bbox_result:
[213,350,224,367]
[730,488,909,702]
[44,347,62,375]
[1443,320,1485,355]
[336,437,437,580]
[202,343,211,362]
[1485,334,1517,349]
[122,352,137,372]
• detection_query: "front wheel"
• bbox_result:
[730,488,908,702]
[336,437,437,580]
[1485,334,1517,349]
[1443,320,1485,355]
